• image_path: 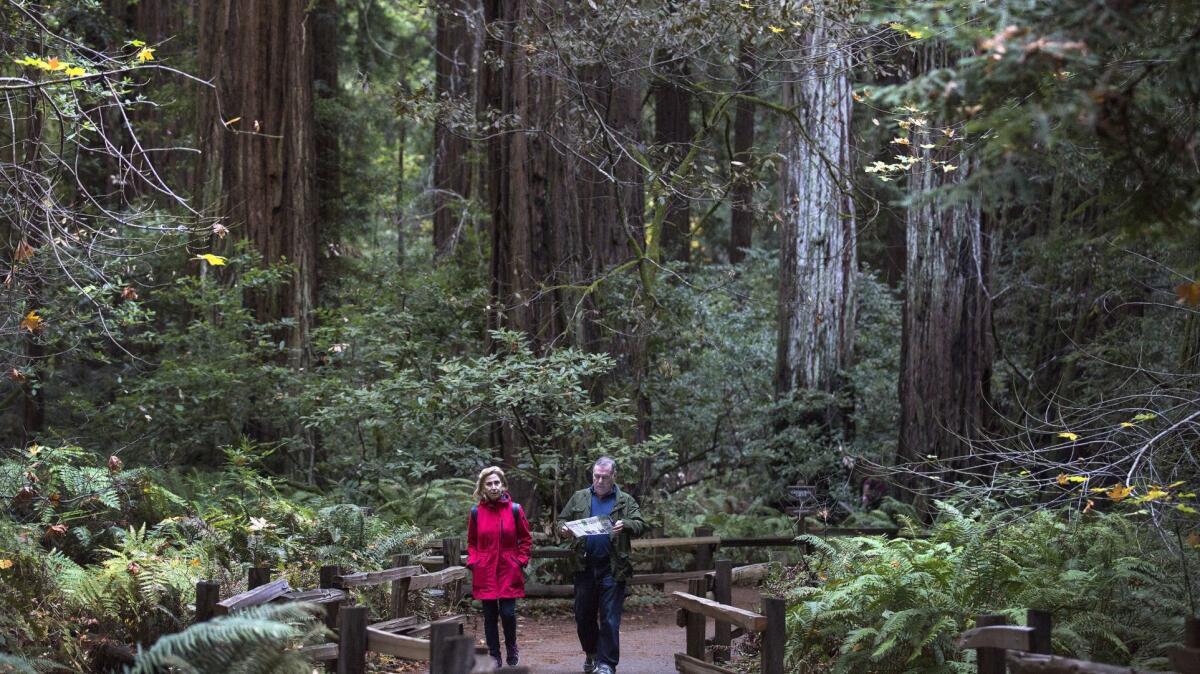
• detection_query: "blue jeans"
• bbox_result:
[574,562,626,669]
[480,598,517,659]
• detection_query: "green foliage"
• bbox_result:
[128,602,327,674]
[786,504,1194,672]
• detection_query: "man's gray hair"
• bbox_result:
[593,456,616,473]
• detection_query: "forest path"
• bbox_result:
[455,582,763,674]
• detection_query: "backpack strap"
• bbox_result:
[471,504,478,528]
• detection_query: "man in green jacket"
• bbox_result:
[557,456,646,674]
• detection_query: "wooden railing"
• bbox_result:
[191,525,891,672]
[959,610,1200,674]
[669,558,785,674]
[194,536,522,674]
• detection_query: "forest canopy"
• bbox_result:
[1,0,1199,671]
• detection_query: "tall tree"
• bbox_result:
[775,3,857,409]
[195,0,319,369]
[728,39,756,264]
[433,0,478,258]
[312,0,340,242]
[482,0,646,496]
[896,49,993,493]
[653,49,692,263]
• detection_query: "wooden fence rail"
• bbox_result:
[959,610,1200,674]
[669,558,785,674]
[193,540,526,674]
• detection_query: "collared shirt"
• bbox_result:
[584,486,617,561]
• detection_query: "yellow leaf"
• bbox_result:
[941,163,959,173]
[0,559,12,570]
[19,310,43,333]
[1057,432,1079,441]
[1168,481,1186,489]
[1177,504,1198,515]
[1132,413,1157,422]
[1107,484,1133,501]
[890,137,911,146]
[137,47,155,62]
[1066,476,1087,483]
[1175,282,1200,307]
[194,253,227,266]
[1056,473,1068,486]
[129,39,147,47]
[1119,421,1136,428]
[64,66,86,77]
[768,25,785,33]
[46,57,65,71]
[1136,489,1169,503]
[1089,487,1109,493]
[920,143,936,149]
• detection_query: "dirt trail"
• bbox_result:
[457,583,763,674]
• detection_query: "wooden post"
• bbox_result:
[391,553,411,619]
[442,634,475,674]
[694,526,715,571]
[685,578,707,660]
[195,580,220,623]
[761,596,785,674]
[442,538,462,610]
[320,563,345,673]
[1027,609,1052,655]
[796,516,810,556]
[430,617,463,674]
[651,525,666,593]
[248,566,271,590]
[337,605,368,674]
[975,614,1008,674]
[713,559,733,662]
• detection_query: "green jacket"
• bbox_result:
[558,486,646,582]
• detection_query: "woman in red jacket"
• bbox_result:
[467,466,532,668]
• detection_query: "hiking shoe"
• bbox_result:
[582,654,598,673]
[490,654,502,669]
[595,665,615,674]
[506,645,519,667]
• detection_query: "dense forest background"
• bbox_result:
[2,0,1200,671]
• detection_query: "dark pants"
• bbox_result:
[481,598,517,659]
[574,561,626,669]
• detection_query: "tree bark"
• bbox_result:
[195,0,319,370]
[433,0,478,259]
[729,40,756,264]
[653,49,692,264]
[776,2,857,404]
[897,48,994,495]
[312,0,340,242]
[482,0,646,499]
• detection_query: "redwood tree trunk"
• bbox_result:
[433,0,478,259]
[312,0,340,240]
[482,0,646,498]
[897,48,993,495]
[195,0,319,369]
[776,2,857,405]
[653,50,692,264]
[729,40,756,264]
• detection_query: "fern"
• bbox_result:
[128,602,326,674]
[784,502,1198,672]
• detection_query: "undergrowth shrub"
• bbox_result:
[785,502,1196,673]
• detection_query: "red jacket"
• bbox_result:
[466,493,532,600]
